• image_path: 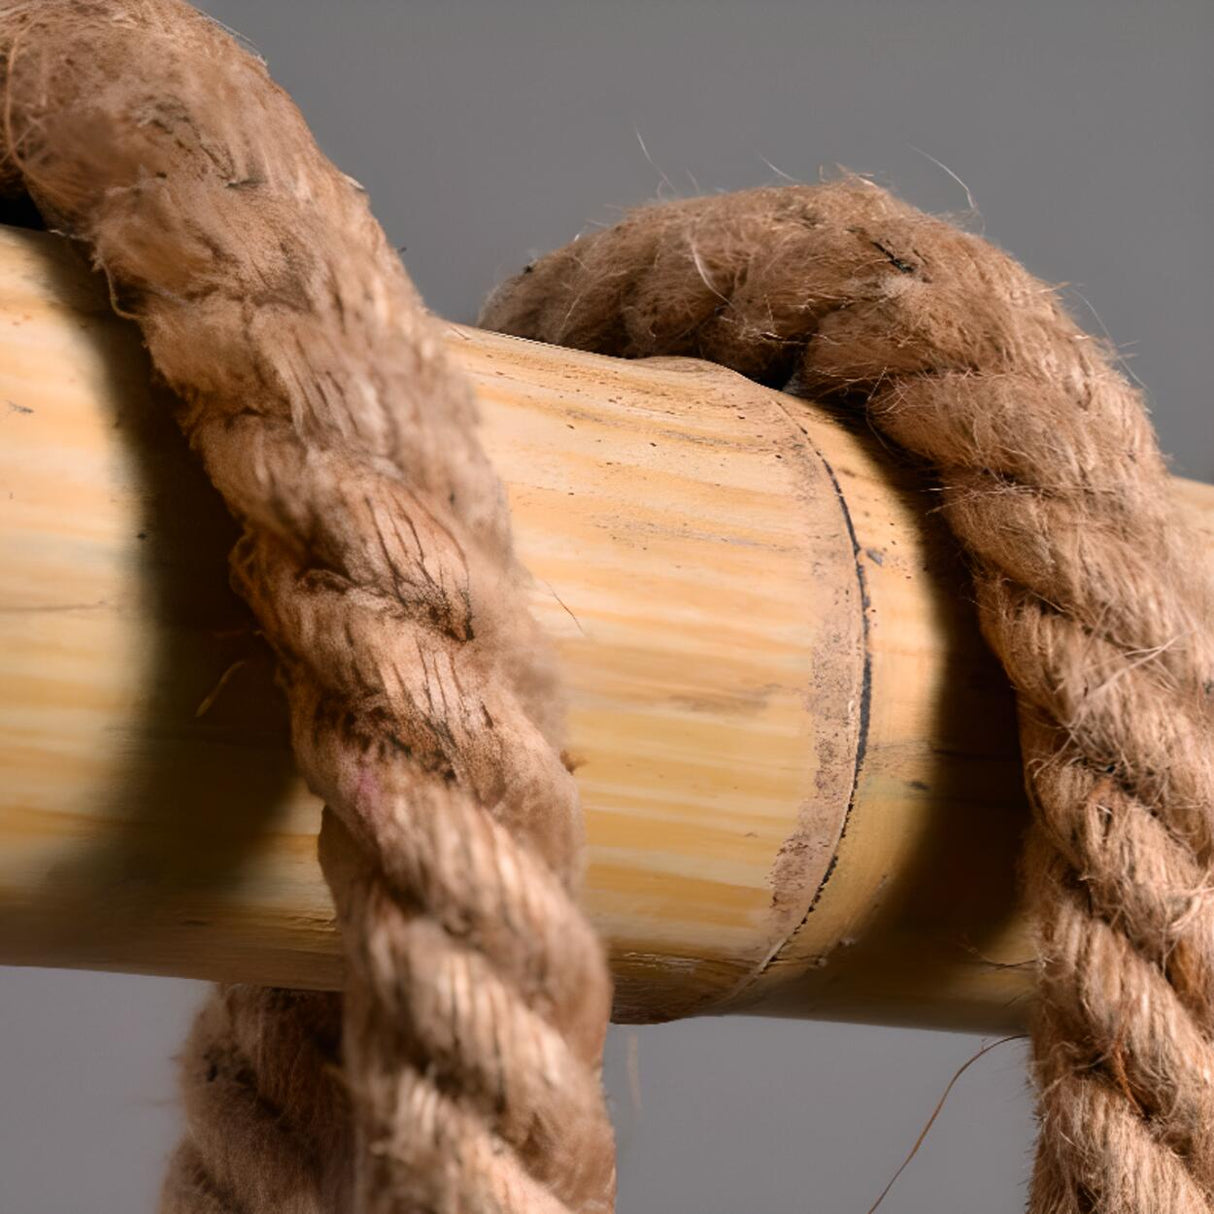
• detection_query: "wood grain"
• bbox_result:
[1,225,1210,1029]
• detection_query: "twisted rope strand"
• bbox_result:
[4,1,1209,1206]
[0,2,616,1211]
[163,987,351,1213]
[481,181,1214,1214]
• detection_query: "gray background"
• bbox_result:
[3,1,1211,1211]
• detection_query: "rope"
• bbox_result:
[3,2,1211,1209]
[480,182,1214,1214]
[0,3,615,1212]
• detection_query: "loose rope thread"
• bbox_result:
[0,3,616,1212]
[481,182,1214,1214]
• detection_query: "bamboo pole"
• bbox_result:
[1,225,1210,1031]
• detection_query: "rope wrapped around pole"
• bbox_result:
[481,182,1214,1214]
[3,2,1212,1211]
[0,2,616,1211]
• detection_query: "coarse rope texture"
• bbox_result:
[1,1,1211,1212]
[481,184,1214,1213]
[0,2,616,1213]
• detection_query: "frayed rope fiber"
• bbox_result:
[2,2,1212,1212]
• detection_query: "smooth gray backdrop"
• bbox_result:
[3,2,1211,1211]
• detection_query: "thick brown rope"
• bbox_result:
[166,987,351,1212]
[3,1,1211,1208]
[480,182,1214,1213]
[0,3,615,1212]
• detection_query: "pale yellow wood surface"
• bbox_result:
[1,225,1211,1030]
[0,227,862,1023]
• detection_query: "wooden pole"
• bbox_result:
[2,225,1211,1031]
